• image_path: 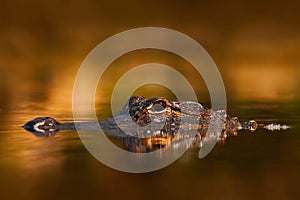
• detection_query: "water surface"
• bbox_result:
[0,98,299,200]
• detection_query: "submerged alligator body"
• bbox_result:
[23,96,258,152]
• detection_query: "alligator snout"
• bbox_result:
[23,117,59,136]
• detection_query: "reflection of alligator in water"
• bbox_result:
[23,96,259,152]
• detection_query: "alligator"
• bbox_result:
[23,96,260,152]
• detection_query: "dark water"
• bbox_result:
[0,99,299,200]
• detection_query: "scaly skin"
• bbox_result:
[23,96,258,152]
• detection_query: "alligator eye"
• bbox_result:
[147,100,168,113]
[154,100,167,108]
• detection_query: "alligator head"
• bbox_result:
[23,117,59,136]
[127,96,173,127]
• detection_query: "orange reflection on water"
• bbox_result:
[227,64,298,101]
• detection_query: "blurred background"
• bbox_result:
[1,0,299,110]
[0,0,299,200]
